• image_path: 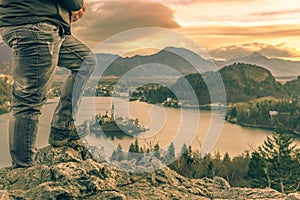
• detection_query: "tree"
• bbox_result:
[252,127,300,193]
[186,145,194,164]
[208,161,215,178]
[129,143,135,153]
[165,142,175,164]
[223,152,231,162]
[128,143,136,160]
[128,140,144,160]
[247,151,268,188]
[110,144,125,161]
[229,106,238,118]
[180,143,188,157]
[153,143,161,159]
[134,139,139,153]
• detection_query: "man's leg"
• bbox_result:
[49,35,95,146]
[0,23,62,167]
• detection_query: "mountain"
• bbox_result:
[226,52,300,77]
[97,47,216,77]
[1,43,300,78]
[94,50,300,78]
[0,140,291,199]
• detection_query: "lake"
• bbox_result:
[1,97,299,167]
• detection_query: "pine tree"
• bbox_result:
[247,151,268,188]
[178,144,194,167]
[110,144,124,161]
[153,143,160,159]
[165,142,175,164]
[180,143,188,157]
[186,145,194,164]
[128,143,136,160]
[255,127,300,193]
[208,161,215,178]
[223,152,231,162]
[139,147,144,154]
[134,139,139,153]
[221,152,231,183]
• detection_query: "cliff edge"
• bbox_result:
[0,141,299,200]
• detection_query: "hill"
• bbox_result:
[219,63,284,102]
[0,140,293,199]
[132,63,285,105]
[283,76,300,97]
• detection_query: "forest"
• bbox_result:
[226,98,300,135]
[110,127,300,194]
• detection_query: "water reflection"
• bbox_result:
[92,131,134,140]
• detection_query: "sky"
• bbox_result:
[71,0,300,61]
[73,0,300,60]
[0,0,298,61]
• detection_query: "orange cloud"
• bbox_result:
[183,25,300,37]
[249,8,300,17]
[73,0,180,47]
[158,0,254,4]
[181,24,300,50]
[179,24,300,60]
[209,43,300,60]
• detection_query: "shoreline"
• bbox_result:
[227,118,300,138]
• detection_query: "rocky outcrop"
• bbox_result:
[0,140,298,200]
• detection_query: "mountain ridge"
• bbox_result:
[226,51,300,77]
[0,44,300,77]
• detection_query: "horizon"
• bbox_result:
[95,47,295,62]
[1,41,297,62]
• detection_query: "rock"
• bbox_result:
[288,193,300,200]
[216,187,287,200]
[0,141,291,200]
[0,190,9,200]
[213,176,231,189]
[98,191,127,200]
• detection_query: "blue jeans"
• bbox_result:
[0,22,95,167]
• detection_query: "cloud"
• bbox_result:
[155,0,254,4]
[72,0,180,47]
[155,0,254,5]
[250,8,300,17]
[209,43,300,60]
[180,24,300,53]
[183,25,300,37]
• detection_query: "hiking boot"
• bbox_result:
[48,125,88,147]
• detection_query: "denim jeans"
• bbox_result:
[0,22,95,167]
